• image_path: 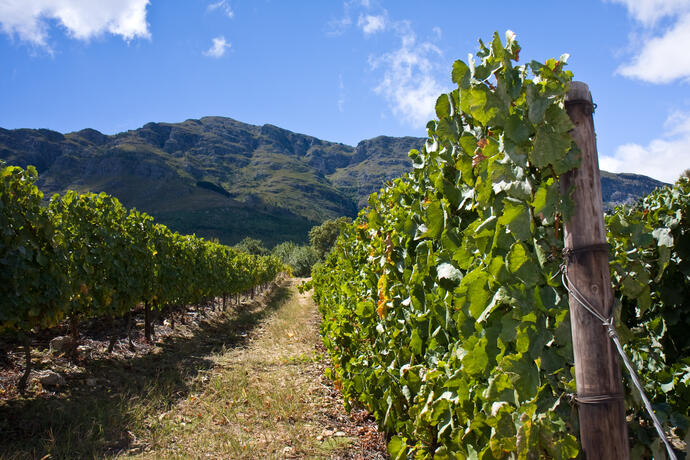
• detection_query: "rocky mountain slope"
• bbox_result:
[0,117,667,245]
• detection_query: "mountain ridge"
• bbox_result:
[0,116,668,246]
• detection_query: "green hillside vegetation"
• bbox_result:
[0,118,667,246]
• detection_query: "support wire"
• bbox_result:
[560,265,677,460]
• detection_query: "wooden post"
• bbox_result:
[560,81,629,458]
[144,301,152,343]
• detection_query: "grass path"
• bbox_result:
[0,278,386,459]
[122,278,386,459]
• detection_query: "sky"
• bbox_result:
[1,0,690,183]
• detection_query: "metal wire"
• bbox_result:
[574,393,624,404]
[560,265,677,460]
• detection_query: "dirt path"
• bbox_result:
[122,278,387,459]
[0,278,387,459]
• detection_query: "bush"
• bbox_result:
[308,216,351,260]
[234,236,269,256]
[272,241,319,277]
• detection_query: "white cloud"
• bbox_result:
[369,24,446,128]
[0,0,150,49]
[203,36,231,58]
[357,14,385,35]
[327,16,351,37]
[600,110,690,182]
[326,1,354,36]
[326,3,446,127]
[666,110,690,135]
[208,0,234,19]
[612,0,690,83]
[432,26,442,40]
[609,0,690,25]
[617,13,690,83]
[327,0,376,36]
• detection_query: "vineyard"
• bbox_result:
[2,28,689,460]
[312,32,690,458]
[1,162,285,393]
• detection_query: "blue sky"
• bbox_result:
[1,0,690,183]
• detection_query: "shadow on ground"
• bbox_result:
[0,283,291,459]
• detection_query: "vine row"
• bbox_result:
[312,31,688,458]
[1,162,285,390]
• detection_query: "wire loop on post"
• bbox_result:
[564,99,596,115]
[574,393,625,404]
[562,243,609,264]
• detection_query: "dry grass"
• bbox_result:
[0,279,387,459]
[123,279,370,459]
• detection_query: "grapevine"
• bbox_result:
[0,160,286,392]
[607,177,690,457]
[313,31,689,458]
[314,31,580,458]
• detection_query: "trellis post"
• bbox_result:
[560,81,629,458]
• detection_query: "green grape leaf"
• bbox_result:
[436,93,452,119]
[530,126,572,169]
[460,85,506,126]
[499,354,540,401]
[504,115,531,144]
[498,199,532,242]
[526,85,549,124]
[452,60,471,89]
[437,262,463,285]
[422,201,444,239]
[458,268,491,320]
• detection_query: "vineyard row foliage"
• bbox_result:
[1,162,285,338]
[312,32,690,459]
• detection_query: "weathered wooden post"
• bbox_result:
[560,82,629,458]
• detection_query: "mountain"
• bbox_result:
[600,171,667,210]
[0,117,667,246]
[329,136,424,208]
[0,118,357,246]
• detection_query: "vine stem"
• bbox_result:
[17,333,31,395]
